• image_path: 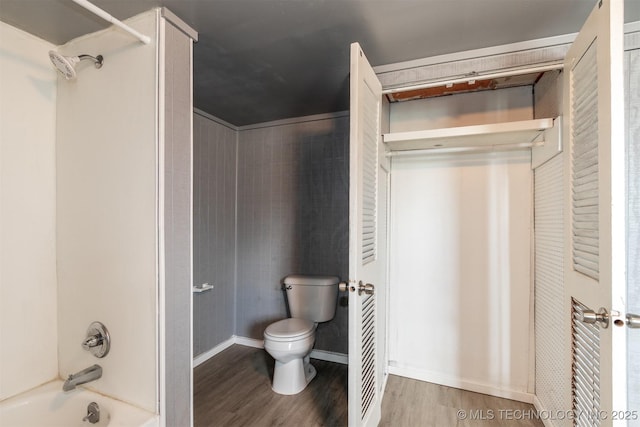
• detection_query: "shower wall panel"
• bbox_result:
[0,21,58,400]
[56,10,159,413]
[236,115,350,354]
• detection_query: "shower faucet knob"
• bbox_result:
[82,322,110,358]
[82,335,102,349]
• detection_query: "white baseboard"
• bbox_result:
[388,364,535,404]
[309,349,348,365]
[193,335,348,366]
[381,370,390,396]
[193,337,235,367]
[234,336,264,349]
[532,395,555,427]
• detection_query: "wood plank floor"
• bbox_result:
[194,345,543,427]
[380,375,543,427]
[194,345,348,426]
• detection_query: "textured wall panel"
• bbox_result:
[236,116,350,354]
[625,48,640,425]
[378,45,569,90]
[534,153,572,426]
[193,113,237,356]
[162,19,193,426]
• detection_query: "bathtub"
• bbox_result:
[0,380,158,427]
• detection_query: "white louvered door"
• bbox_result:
[348,42,385,427]
[562,0,627,425]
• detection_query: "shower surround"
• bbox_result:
[1,8,196,426]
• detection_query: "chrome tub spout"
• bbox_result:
[62,364,102,392]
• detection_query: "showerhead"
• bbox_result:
[48,51,103,80]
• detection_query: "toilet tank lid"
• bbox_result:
[283,274,340,286]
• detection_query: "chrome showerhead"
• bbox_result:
[48,51,103,80]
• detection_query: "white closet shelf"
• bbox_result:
[383,118,554,151]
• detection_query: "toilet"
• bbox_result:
[263,274,339,395]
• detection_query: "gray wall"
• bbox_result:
[193,112,238,357]
[236,116,350,354]
[192,113,349,355]
[162,18,193,426]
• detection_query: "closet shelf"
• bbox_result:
[383,118,554,152]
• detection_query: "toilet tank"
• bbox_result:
[283,274,340,322]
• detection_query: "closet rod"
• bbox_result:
[382,62,563,95]
[72,0,151,44]
[385,141,543,157]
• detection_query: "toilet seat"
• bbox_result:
[264,318,315,342]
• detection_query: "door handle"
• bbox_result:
[627,313,640,329]
[339,281,375,296]
[358,281,374,296]
[581,307,609,328]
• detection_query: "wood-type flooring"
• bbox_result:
[194,345,543,427]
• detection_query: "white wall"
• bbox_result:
[0,22,58,400]
[390,86,533,132]
[55,11,158,412]
[388,89,534,400]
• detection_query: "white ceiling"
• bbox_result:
[1,0,639,126]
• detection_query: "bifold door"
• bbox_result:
[563,0,634,425]
[347,42,386,427]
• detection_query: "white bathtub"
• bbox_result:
[0,380,158,427]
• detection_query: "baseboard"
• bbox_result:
[194,335,348,366]
[192,335,263,367]
[230,335,349,363]
[309,349,348,365]
[532,395,555,427]
[388,364,535,404]
[232,336,349,364]
[233,335,264,348]
[381,370,390,396]
[193,337,235,367]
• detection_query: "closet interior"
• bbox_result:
[383,68,563,402]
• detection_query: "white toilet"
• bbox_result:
[263,274,339,395]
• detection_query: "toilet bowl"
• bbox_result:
[263,274,339,395]
[263,318,317,395]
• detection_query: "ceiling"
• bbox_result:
[1,0,639,126]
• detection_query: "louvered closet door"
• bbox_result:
[347,42,385,427]
[562,0,627,425]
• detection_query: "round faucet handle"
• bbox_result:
[82,335,102,350]
[82,322,110,358]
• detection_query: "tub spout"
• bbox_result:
[62,364,102,392]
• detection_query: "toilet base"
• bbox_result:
[272,355,316,395]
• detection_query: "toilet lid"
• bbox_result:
[264,318,315,339]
